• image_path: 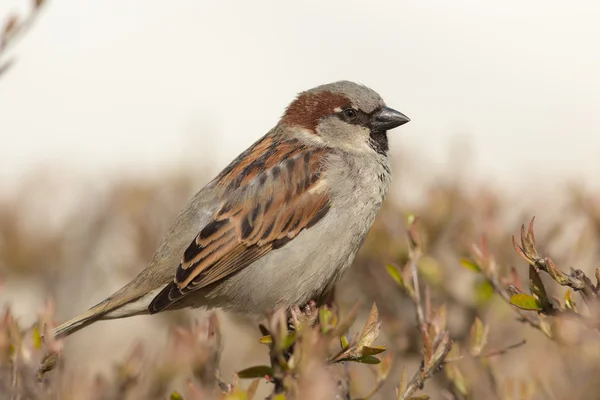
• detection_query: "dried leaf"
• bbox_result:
[37,351,59,380]
[422,329,433,364]
[431,331,452,364]
[509,294,542,311]
[377,352,394,382]
[445,364,468,396]
[407,215,422,250]
[527,217,537,247]
[529,265,551,311]
[398,365,407,397]
[539,316,553,339]
[2,15,18,37]
[512,235,530,264]
[246,379,260,400]
[358,303,381,349]
[469,318,488,356]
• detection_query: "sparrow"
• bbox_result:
[53,80,410,339]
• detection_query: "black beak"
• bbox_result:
[371,107,410,132]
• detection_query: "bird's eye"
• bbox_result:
[343,108,357,119]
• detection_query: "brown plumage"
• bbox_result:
[148,142,331,313]
[50,80,410,340]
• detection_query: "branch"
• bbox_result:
[398,332,452,400]
[0,0,47,79]
[394,216,454,400]
[512,217,598,303]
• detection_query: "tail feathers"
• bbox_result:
[52,301,110,340]
[148,282,180,314]
[51,292,145,340]
[51,286,167,340]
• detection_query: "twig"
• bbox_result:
[398,333,453,400]
[444,339,527,363]
[486,272,550,337]
[411,253,427,331]
[396,217,453,400]
[513,218,598,303]
[0,0,47,78]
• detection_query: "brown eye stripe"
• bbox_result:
[282,91,351,132]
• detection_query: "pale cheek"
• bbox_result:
[316,120,371,152]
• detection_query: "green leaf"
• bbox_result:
[565,289,577,311]
[32,325,42,350]
[418,256,443,286]
[509,294,542,311]
[237,365,273,379]
[170,392,184,400]
[259,335,272,345]
[362,345,386,356]
[281,332,296,351]
[386,264,404,286]
[475,280,494,305]
[340,335,349,350]
[408,396,430,400]
[357,355,381,364]
[460,259,481,272]
[407,213,416,227]
[225,392,248,400]
[319,307,333,333]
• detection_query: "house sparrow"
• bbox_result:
[53,81,410,339]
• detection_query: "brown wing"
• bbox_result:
[148,138,330,313]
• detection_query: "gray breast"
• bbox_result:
[198,151,391,313]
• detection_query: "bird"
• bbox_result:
[52,80,410,339]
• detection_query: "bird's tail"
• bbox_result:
[51,291,150,340]
[52,300,111,339]
[50,284,165,340]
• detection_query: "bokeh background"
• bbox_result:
[2,1,600,399]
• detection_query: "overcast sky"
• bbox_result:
[1,0,599,191]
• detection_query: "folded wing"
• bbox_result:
[148,137,330,313]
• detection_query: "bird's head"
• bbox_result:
[281,81,410,155]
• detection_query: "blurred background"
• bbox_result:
[1,1,600,399]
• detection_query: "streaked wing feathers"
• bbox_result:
[148,138,330,314]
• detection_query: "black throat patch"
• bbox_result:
[368,130,389,155]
